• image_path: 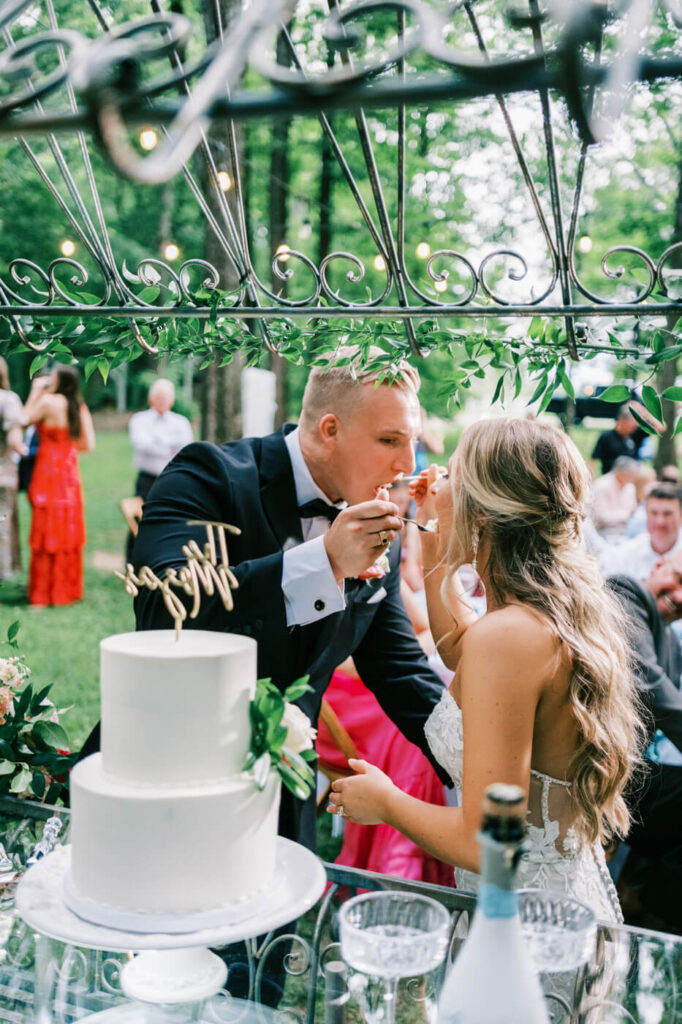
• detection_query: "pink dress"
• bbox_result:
[317,669,454,886]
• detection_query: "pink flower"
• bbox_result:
[0,658,21,689]
[0,685,13,725]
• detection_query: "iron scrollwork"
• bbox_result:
[0,0,678,360]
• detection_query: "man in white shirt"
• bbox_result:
[600,483,682,581]
[129,379,193,492]
[126,379,193,560]
[589,455,638,539]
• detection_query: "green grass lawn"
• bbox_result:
[0,429,134,748]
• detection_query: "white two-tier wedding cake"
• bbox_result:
[65,630,281,926]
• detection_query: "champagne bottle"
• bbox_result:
[437,783,550,1024]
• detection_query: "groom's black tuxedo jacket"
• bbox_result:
[132,425,447,851]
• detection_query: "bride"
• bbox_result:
[328,417,643,922]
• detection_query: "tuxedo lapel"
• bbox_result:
[259,426,304,550]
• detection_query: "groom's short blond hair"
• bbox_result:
[300,346,420,429]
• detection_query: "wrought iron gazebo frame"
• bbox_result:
[0,0,680,370]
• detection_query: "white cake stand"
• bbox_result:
[16,840,326,1005]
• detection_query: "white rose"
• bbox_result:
[0,659,21,688]
[281,703,317,753]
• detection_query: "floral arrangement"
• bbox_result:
[0,622,75,803]
[244,676,317,800]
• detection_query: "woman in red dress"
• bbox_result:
[24,366,95,606]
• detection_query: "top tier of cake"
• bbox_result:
[100,630,256,787]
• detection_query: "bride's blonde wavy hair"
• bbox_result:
[446,417,644,845]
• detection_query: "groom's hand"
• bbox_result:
[324,498,402,581]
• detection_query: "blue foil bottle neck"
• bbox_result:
[478,882,519,919]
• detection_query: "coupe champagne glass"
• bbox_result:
[517,889,596,973]
[339,891,450,1024]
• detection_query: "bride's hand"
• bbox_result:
[327,759,396,825]
[410,464,447,528]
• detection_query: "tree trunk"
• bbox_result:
[200,0,245,444]
[655,151,682,471]
[317,129,334,267]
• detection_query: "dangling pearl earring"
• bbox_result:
[471,525,480,574]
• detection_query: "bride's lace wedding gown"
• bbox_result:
[425,689,623,923]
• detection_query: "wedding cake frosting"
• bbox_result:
[66,631,280,925]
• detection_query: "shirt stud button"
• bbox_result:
[314,599,325,612]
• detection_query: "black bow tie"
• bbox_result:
[298,499,342,522]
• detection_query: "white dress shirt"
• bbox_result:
[599,530,682,582]
[129,408,193,477]
[282,428,347,627]
[589,473,637,538]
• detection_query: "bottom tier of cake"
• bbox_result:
[67,755,281,918]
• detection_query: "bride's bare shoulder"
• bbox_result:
[463,604,559,661]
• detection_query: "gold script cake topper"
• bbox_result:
[116,520,242,639]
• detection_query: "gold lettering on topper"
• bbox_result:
[116,520,242,640]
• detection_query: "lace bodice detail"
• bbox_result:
[425,689,622,924]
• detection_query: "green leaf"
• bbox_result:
[598,385,632,403]
[673,416,682,436]
[84,356,100,382]
[630,405,660,436]
[529,372,549,405]
[538,377,557,415]
[7,621,19,643]
[31,771,46,799]
[557,362,575,401]
[646,345,682,365]
[29,354,49,377]
[10,768,31,793]
[641,385,662,424]
[528,316,543,340]
[0,760,15,775]
[277,761,311,801]
[283,676,312,702]
[491,373,505,406]
[33,721,69,751]
[662,387,682,402]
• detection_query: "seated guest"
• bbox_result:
[600,483,682,581]
[625,464,657,538]
[659,464,681,486]
[589,456,638,540]
[609,556,682,934]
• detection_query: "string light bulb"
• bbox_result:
[577,235,593,254]
[60,239,75,257]
[434,279,448,293]
[217,171,232,191]
[373,255,386,271]
[275,243,291,262]
[416,242,430,259]
[139,128,159,151]
[163,243,180,261]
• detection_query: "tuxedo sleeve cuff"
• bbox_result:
[282,536,345,626]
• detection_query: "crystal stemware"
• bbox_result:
[339,891,450,1024]
[518,889,597,973]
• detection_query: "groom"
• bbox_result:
[130,346,449,851]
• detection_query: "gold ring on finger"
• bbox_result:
[379,530,389,546]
